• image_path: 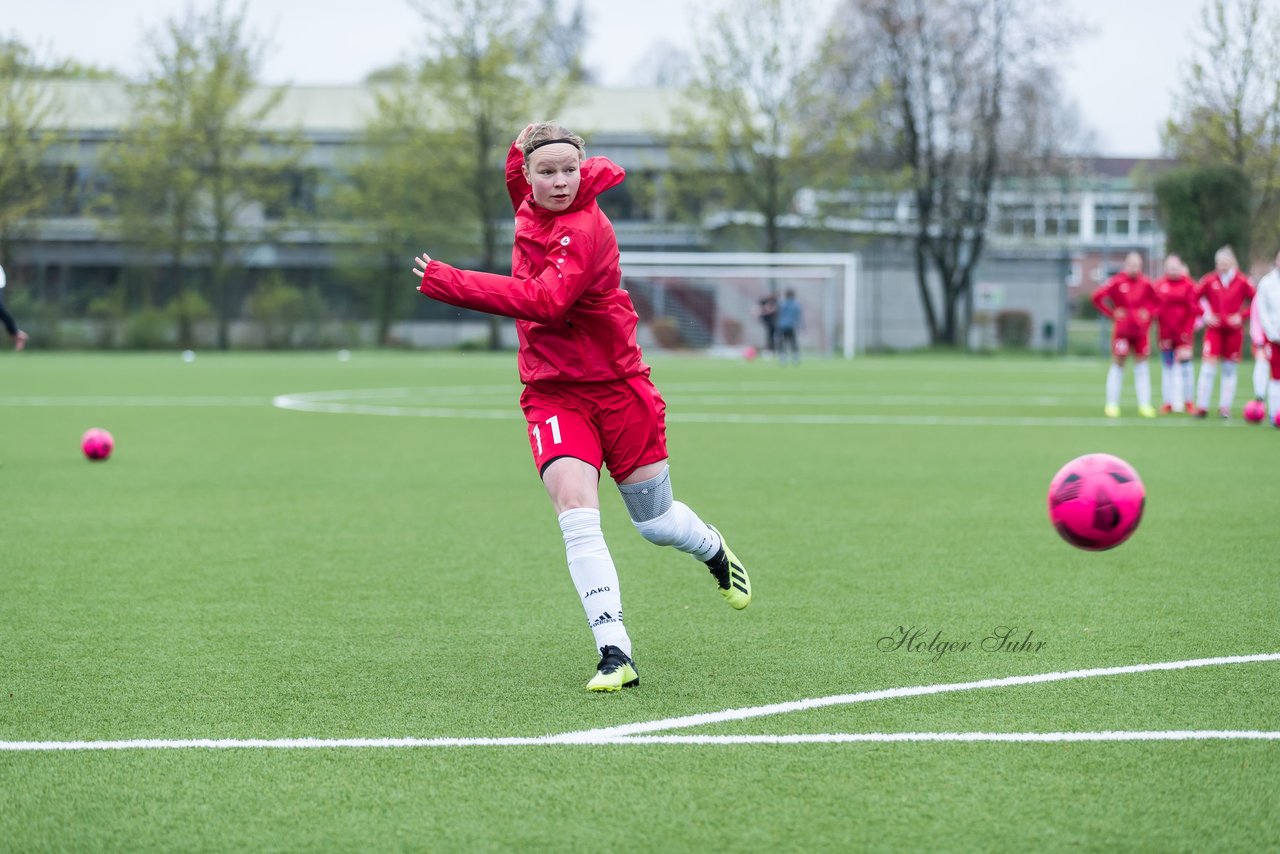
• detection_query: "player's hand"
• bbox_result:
[515,123,537,149]
[1204,312,1219,328]
[1136,308,1149,323]
[1226,313,1242,328]
[1113,308,1127,320]
[412,253,432,280]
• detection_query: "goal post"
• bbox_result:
[619,252,861,358]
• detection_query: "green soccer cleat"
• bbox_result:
[1104,404,1120,418]
[586,645,639,692]
[1138,404,1157,418]
[706,526,752,610]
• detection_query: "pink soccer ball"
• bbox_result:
[1243,400,1267,423]
[81,428,114,461]
[1047,453,1145,551]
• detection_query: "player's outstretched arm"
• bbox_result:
[412,229,597,324]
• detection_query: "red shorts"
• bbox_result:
[1157,323,1194,356]
[1111,328,1150,359]
[1267,341,1280,381]
[1202,326,1245,361]
[520,375,668,482]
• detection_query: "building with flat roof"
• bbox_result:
[12,81,1172,352]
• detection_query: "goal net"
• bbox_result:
[619,252,861,358]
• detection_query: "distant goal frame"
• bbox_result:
[619,252,861,359]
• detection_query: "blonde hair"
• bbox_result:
[521,122,586,160]
[1215,245,1238,265]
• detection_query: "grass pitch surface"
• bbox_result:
[2,351,1277,851]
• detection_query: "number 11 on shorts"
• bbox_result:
[533,415,562,456]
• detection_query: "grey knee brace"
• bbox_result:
[617,465,673,523]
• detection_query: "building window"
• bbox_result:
[997,203,1036,236]
[1044,204,1080,237]
[1136,204,1158,235]
[1094,204,1129,237]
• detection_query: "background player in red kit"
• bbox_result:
[1092,252,1159,418]
[1153,254,1200,413]
[1254,249,1280,425]
[411,122,751,692]
[1193,246,1255,419]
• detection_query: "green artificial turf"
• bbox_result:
[1,351,1277,851]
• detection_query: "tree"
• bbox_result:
[103,1,306,348]
[334,80,466,346]
[823,0,1073,346]
[0,39,63,269]
[1154,164,1252,274]
[671,0,824,253]
[389,0,584,349]
[1164,0,1280,258]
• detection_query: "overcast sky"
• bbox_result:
[9,0,1207,157]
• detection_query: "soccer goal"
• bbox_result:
[619,252,861,358]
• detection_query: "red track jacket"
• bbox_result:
[417,142,648,384]
[1092,272,1159,336]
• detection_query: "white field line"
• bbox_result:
[2,731,1278,751]
[271,389,1212,428]
[3,653,1276,752]
[557,652,1280,741]
[586,731,1280,744]
[0,396,267,407]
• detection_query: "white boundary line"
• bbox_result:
[4,653,1276,752]
[559,652,1280,740]
[0,387,1220,428]
[270,388,1217,428]
[2,731,1278,751]
[0,396,267,407]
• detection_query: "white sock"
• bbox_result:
[1171,360,1185,409]
[1220,361,1238,410]
[1134,361,1152,408]
[1197,362,1217,409]
[559,508,630,656]
[1181,361,1195,406]
[1269,379,1280,423]
[1161,359,1173,406]
[1253,357,1269,400]
[1106,363,1123,407]
[633,501,721,561]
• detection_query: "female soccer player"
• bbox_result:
[411,123,752,692]
[1250,292,1269,415]
[1092,252,1159,418]
[1153,255,1199,413]
[1254,249,1280,425]
[1193,246,1254,419]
